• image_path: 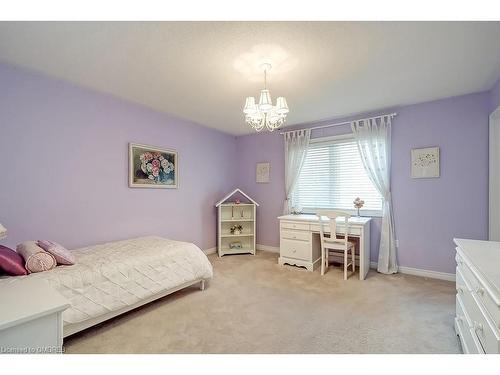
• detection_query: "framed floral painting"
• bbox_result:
[129,143,178,188]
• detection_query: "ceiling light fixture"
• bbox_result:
[243,63,289,132]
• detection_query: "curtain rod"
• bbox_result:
[279,112,397,135]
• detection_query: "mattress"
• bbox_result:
[0,236,213,325]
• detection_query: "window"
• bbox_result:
[292,135,382,215]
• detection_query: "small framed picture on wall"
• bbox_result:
[256,162,270,183]
[411,146,440,178]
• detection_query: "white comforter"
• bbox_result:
[0,236,213,325]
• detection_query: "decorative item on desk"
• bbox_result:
[230,224,243,235]
[291,206,303,215]
[353,197,364,217]
[229,242,242,249]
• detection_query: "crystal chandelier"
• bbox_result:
[243,63,289,132]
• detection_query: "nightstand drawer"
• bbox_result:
[281,230,310,242]
[280,239,311,261]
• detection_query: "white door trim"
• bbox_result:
[490,105,500,241]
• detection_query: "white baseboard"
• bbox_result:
[256,244,280,253]
[203,247,217,255]
[370,261,455,281]
[245,244,456,282]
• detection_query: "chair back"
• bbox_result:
[316,210,351,247]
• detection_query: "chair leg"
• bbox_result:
[320,245,325,276]
[352,247,355,273]
[344,249,348,280]
[325,249,329,274]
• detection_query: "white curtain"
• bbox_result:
[283,129,311,214]
[351,116,398,274]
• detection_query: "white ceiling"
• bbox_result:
[1,21,500,135]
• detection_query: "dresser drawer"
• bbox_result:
[456,252,480,291]
[456,295,484,354]
[281,230,310,242]
[458,269,500,353]
[457,251,500,331]
[456,267,468,298]
[281,222,309,231]
[280,238,311,261]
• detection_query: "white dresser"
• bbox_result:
[278,214,371,279]
[454,238,500,354]
[0,278,70,354]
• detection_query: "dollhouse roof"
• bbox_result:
[215,188,260,207]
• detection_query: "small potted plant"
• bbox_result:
[230,224,243,235]
[353,197,365,217]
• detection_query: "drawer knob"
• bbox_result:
[292,249,296,253]
[475,287,485,296]
[473,321,483,333]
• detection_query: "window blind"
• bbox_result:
[292,136,382,213]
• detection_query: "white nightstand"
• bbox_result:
[0,278,70,354]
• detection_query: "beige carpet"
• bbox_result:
[64,251,461,354]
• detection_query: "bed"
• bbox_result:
[0,236,213,337]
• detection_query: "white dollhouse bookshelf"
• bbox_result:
[215,188,259,257]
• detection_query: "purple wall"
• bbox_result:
[0,63,236,251]
[236,92,490,273]
[0,61,496,274]
[490,78,500,114]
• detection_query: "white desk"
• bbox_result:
[277,214,372,280]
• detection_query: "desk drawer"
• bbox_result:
[280,239,311,261]
[281,222,310,231]
[281,230,310,242]
[310,223,361,236]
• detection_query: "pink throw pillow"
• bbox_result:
[0,245,28,276]
[17,241,56,273]
[37,240,75,265]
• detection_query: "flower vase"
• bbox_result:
[357,208,360,217]
[234,230,241,235]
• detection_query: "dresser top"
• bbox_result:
[454,238,500,305]
[0,278,70,331]
[278,214,371,225]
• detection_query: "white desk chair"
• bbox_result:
[316,210,356,279]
